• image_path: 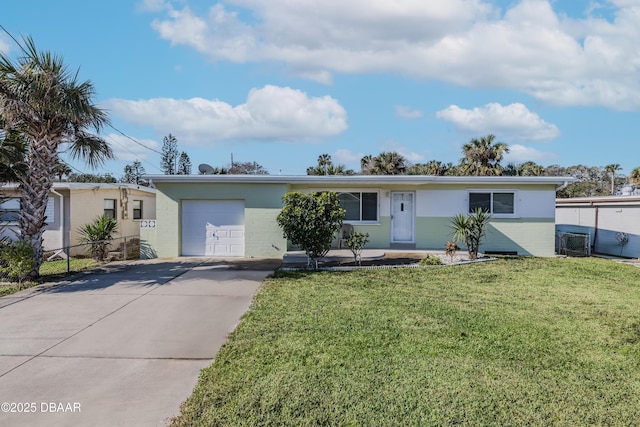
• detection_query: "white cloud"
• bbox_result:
[436,102,560,142]
[138,0,172,12]
[333,148,365,166]
[504,144,559,163]
[148,0,640,110]
[104,85,348,146]
[395,106,424,119]
[380,140,424,163]
[105,133,161,162]
[0,37,10,54]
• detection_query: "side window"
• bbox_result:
[493,193,515,214]
[104,199,116,219]
[133,200,142,220]
[469,192,514,215]
[338,192,379,222]
[338,193,361,221]
[469,193,491,213]
[362,193,378,221]
[0,198,21,222]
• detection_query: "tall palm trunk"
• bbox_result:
[18,136,58,278]
[1,36,112,281]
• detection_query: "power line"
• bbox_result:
[105,133,163,173]
[108,124,163,155]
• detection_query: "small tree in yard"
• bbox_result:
[345,231,369,266]
[277,192,345,269]
[78,215,119,261]
[450,208,490,260]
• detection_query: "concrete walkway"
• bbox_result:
[0,259,276,427]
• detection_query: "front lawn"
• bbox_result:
[0,258,98,297]
[172,257,640,426]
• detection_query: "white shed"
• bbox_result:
[556,196,640,258]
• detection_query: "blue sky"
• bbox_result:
[2,0,639,177]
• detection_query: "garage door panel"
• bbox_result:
[182,201,245,257]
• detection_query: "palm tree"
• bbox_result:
[307,154,354,175]
[408,160,449,176]
[53,160,72,181]
[0,119,27,181]
[0,36,112,279]
[361,152,407,175]
[630,167,640,185]
[459,134,509,176]
[360,155,374,174]
[604,163,621,194]
[376,152,407,175]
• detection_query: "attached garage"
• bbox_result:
[181,200,245,256]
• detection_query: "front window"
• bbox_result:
[0,198,21,222]
[104,199,116,219]
[469,192,515,215]
[133,200,142,220]
[338,192,378,222]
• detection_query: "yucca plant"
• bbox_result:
[450,208,490,260]
[78,215,118,261]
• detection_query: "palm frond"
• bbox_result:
[67,131,113,169]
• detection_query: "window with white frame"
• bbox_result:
[338,192,378,222]
[133,200,142,220]
[0,198,21,222]
[469,191,515,215]
[104,199,116,219]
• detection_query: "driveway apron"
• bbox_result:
[0,259,271,426]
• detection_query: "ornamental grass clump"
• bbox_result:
[419,254,443,266]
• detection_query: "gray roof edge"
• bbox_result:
[144,174,576,186]
[556,195,640,205]
[1,182,156,194]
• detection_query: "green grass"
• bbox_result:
[0,258,98,297]
[38,257,97,279]
[171,257,640,426]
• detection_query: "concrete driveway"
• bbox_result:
[0,258,278,427]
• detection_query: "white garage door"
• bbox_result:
[181,200,245,257]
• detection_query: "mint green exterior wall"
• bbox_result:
[149,182,287,258]
[414,217,556,256]
[350,217,390,248]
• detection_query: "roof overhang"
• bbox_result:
[145,174,576,187]
[556,195,640,206]
[0,182,156,194]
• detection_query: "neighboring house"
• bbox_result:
[556,196,640,258]
[0,183,156,256]
[141,175,573,259]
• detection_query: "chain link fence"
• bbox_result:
[556,232,590,257]
[1,235,140,283]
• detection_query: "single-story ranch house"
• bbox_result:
[1,182,156,256]
[142,175,573,259]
